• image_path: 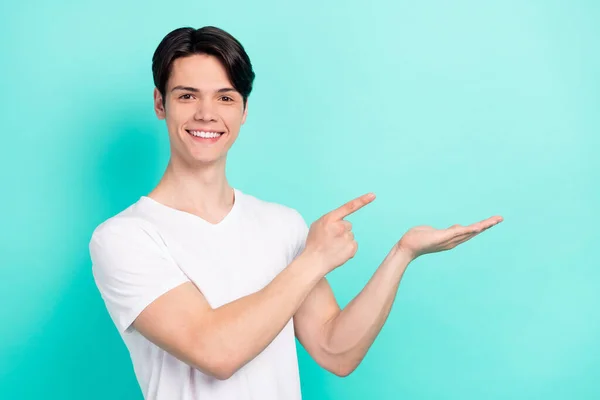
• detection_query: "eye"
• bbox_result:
[220,96,233,102]
[179,94,194,100]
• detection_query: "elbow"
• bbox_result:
[196,358,239,381]
[319,341,360,377]
[210,365,236,381]
[191,344,242,381]
[197,354,242,381]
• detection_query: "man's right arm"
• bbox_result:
[119,193,374,380]
[132,250,324,380]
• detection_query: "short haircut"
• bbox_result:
[152,26,255,108]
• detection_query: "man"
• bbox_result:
[89,26,503,400]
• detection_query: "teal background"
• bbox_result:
[1,0,599,399]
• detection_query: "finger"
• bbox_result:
[349,240,358,257]
[341,221,353,231]
[452,224,490,240]
[329,221,347,235]
[443,227,481,244]
[450,220,499,246]
[451,216,503,236]
[447,232,482,249]
[453,230,483,245]
[327,193,376,221]
[444,224,474,240]
[469,216,503,231]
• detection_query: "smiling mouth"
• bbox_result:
[186,129,225,139]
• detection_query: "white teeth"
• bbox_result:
[188,130,222,138]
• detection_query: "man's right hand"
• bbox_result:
[303,193,376,274]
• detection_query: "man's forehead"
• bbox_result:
[168,55,233,88]
[167,77,236,94]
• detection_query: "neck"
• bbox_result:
[148,156,235,220]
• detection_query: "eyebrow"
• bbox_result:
[171,85,237,94]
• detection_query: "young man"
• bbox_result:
[89,26,503,400]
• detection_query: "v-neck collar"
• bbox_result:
[139,188,242,228]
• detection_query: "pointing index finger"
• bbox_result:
[328,193,376,221]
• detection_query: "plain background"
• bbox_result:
[1,1,598,399]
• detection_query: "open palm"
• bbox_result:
[397,216,504,260]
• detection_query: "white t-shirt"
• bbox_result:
[89,188,310,400]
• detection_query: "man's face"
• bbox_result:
[154,54,247,166]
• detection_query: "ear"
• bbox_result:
[241,100,248,125]
[153,88,166,120]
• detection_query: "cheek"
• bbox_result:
[222,107,244,128]
[166,104,193,126]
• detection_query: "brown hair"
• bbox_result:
[152,26,255,109]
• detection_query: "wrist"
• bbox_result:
[390,244,415,266]
[296,249,328,277]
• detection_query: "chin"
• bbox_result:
[188,152,227,166]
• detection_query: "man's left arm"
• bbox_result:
[293,212,504,376]
[293,245,413,377]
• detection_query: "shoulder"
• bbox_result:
[91,204,152,240]
[89,201,166,261]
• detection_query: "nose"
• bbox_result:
[193,99,217,122]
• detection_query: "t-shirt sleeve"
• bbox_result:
[291,209,309,261]
[89,218,190,333]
